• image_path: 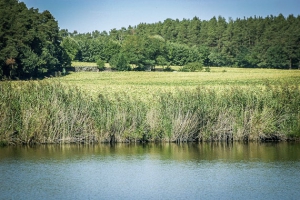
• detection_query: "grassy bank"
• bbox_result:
[1,72,299,144]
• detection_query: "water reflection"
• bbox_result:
[1,142,300,200]
[1,142,300,162]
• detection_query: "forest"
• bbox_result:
[0,0,70,79]
[61,14,300,71]
[1,0,300,78]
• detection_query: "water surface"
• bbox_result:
[1,142,300,199]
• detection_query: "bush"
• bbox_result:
[180,62,203,72]
[163,66,173,72]
[109,53,131,71]
[96,59,105,71]
[178,67,189,72]
[205,67,211,72]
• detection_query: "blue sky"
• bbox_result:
[21,0,300,33]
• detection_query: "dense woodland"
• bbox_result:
[1,0,300,78]
[0,0,70,79]
[62,14,300,71]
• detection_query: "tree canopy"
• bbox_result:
[61,14,300,70]
[2,0,300,76]
[0,0,70,79]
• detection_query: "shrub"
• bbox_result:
[96,59,105,71]
[109,53,131,71]
[180,62,203,72]
[205,67,211,72]
[163,66,173,72]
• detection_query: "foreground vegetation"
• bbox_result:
[1,68,299,145]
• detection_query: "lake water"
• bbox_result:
[1,142,300,200]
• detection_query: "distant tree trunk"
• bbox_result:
[289,58,292,70]
[298,60,300,70]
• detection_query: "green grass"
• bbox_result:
[58,67,300,101]
[1,67,300,144]
[63,67,300,86]
[71,61,98,67]
[71,61,112,68]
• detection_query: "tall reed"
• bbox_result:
[0,80,299,144]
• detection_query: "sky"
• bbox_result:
[21,0,300,33]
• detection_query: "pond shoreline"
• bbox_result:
[1,136,299,147]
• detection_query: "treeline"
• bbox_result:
[1,0,300,79]
[61,14,300,70]
[0,0,70,79]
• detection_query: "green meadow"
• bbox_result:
[1,67,299,145]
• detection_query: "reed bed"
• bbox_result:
[0,74,299,144]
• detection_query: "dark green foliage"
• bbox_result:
[208,50,228,66]
[60,36,79,61]
[156,55,167,67]
[1,1,299,74]
[61,14,300,69]
[180,62,203,72]
[166,42,190,66]
[109,53,131,71]
[121,35,166,70]
[120,35,146,69]
[96,59,105,71]
[0,0,70,79]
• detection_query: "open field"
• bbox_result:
[60,67,300,100]
[71,61,98,67]
[71,61,110,68]
[65,67,300,86]
[1,67,300,144]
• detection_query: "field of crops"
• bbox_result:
[60,67,300,101]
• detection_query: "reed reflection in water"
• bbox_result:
[1,142,300,200]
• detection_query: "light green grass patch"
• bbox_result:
[57,67,300,103]
[71,62,112,68]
